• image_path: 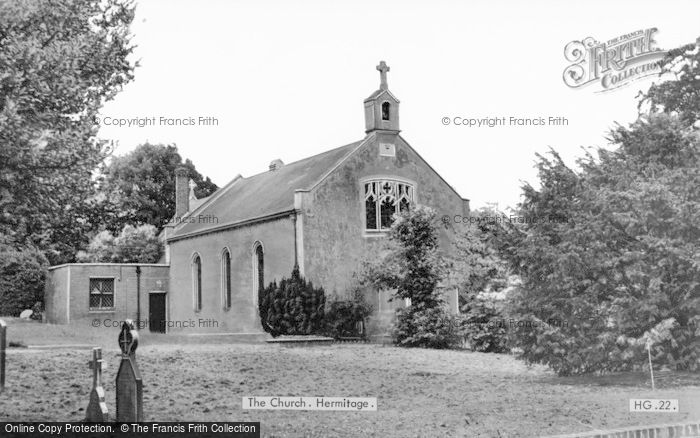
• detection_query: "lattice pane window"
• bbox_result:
[364,180,414,231]
[89,278,114,309]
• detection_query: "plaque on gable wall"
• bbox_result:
[379,143,396,157]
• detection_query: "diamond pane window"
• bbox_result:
[89,278,114,309]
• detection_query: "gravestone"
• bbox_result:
[85,347,109,421]
[116,320,143,421]
[0,319,5,392]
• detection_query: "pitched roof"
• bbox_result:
[364,88,400,102]
[189,195,210,212]
[169,140,364,240]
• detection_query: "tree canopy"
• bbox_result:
[96,143,218,232]
[0,0,137,264]
[77,223,162,263]
[493,37,700,375]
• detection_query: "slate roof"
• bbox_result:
[189,195,209,212]
[169,140,364,240]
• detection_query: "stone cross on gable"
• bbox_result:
[377,61,390,90]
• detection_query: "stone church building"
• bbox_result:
[45,62,469,337]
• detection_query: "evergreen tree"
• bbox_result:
[494,37,700,374]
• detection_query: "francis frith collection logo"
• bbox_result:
[563,28,667,92]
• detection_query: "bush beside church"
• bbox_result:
[0,245,47,316]
[258,265,326,337]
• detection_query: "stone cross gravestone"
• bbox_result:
[0,319,6,392]
[86,347,109,421]
[116,320,143,421]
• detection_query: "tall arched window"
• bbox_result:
[221,248,231,310]
[192,254,202,311]
[253,242,264,302]
[381,101,391,121]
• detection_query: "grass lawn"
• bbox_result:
[1,319,699,437]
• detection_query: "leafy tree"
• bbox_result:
[450,208,512,352]
[0,0,137,265]
[96,143,218,232]
[364,205,447,309]
[77,224,162,263]
[494,102,699,373]
[362,205,462,348]
[450,207,511,304]
[642,36,700,128]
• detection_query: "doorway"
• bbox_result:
[148,293,166,333]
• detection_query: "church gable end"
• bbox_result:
[291,62,466,305]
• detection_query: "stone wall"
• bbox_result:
[44,264,169,328]
[167,215,296,334]
[301,132,468,334]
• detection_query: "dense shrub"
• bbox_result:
[0,245,48,316]
[461,296,508,353]
[258,265,325,337]
[30,301,44,320]
[393,306,463,349]
[324,289,373,338]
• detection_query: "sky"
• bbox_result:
[97,0,700,210]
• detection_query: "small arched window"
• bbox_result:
[381,102,391,121]
[192,254,202,311]
[222,249,231,310]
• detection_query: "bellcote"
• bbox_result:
[364,61,400,134]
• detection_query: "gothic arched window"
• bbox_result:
[364,180,414,231]
[381,102,391,121]
[192,254,202,311]
[221,248,231,310]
